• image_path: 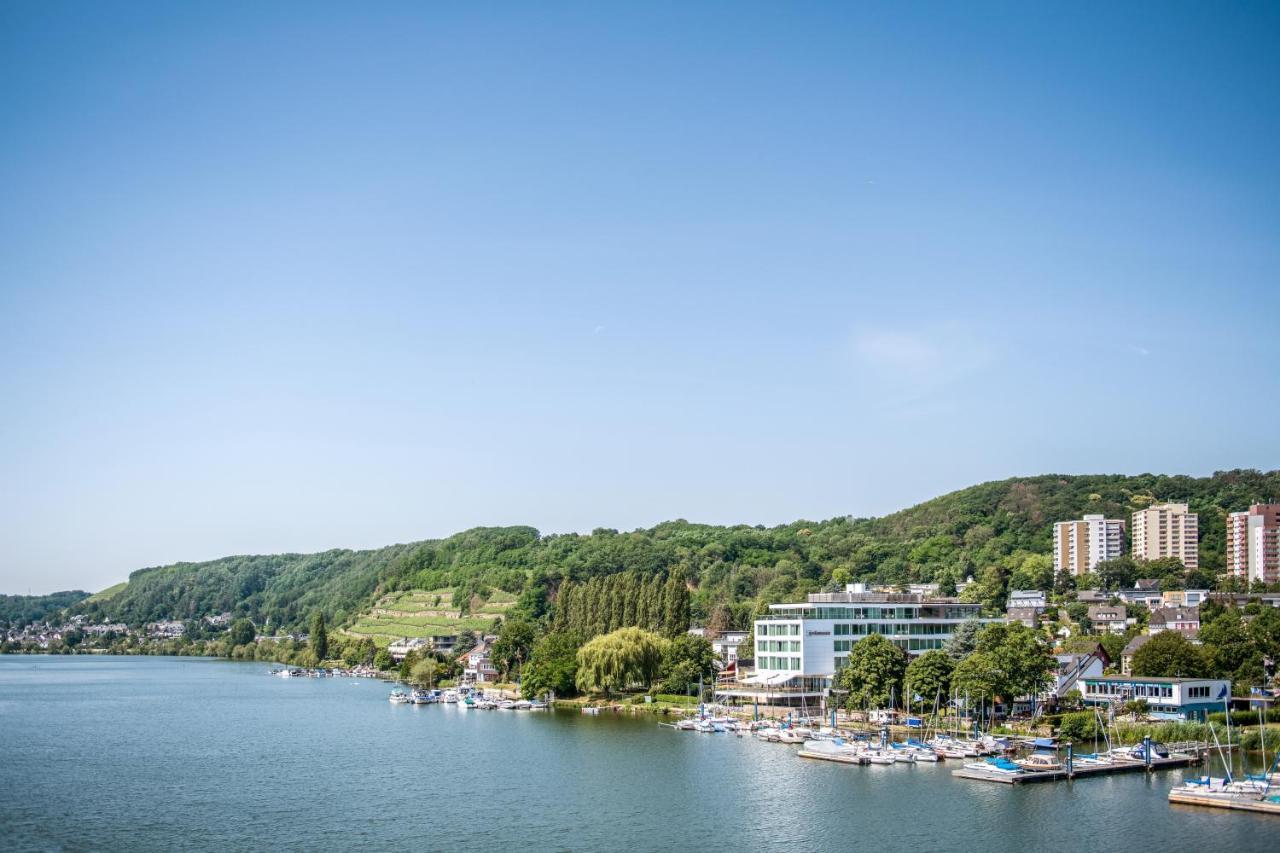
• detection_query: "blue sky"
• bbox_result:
[2,2,1278,593]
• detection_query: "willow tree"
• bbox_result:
[575,627,669,695]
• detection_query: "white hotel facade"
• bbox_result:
[720,585,995,705]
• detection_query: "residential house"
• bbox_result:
[1007,590,1048,611]
[1050,647,1108,701]
[462,641,499,684]
[1006,607,1041,628]
[1086,605,1131,635]
[1148,607,1200,638]
[1116,586,1164,610]
[1161,589,1209,609]
[1076,589,1109,605]
[1208,592,1280,609]
[387,636,430,662]
[145,620,186,638]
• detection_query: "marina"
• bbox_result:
[5,656,1278,852]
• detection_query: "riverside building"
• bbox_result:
[1052,515,1125,576]
[721,585,994,706]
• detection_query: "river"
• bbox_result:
[0,656,1273,851]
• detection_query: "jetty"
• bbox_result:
[1168,788,1280,815]
[954,752,1201,785]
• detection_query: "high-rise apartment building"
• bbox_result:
[1052,514,1125,576]
[1226,504,1280,585]
[1131,503,1198,569]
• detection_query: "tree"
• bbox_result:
[662,568,691,637]
[837,634,907,709]
[905,650,954,711]
[490,618,537,680]
[1058,710,1100,742]
[1131,631,1210,678]
[310,612,328,661]
[228,618,256,647]
[659,634,716,694]
[1097,632,1126,666]
[575,627,669,695]
[374,648,393,671]
[951,651,1000,706]
[944,619,983,660]
[409,656,442,687]
[974,622,1055,701]
[1007,553,1053,593]
[1198,609,1253,678]
[522,631,583,699]
[1096,557,1137,591]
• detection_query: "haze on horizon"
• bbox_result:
[2,3,1279,595]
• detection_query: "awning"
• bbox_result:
[739,672,798,686]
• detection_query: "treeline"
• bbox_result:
[51,469,1280,634]
[549,570,690,638]
[0,591,89,628]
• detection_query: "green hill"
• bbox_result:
[64,469,1280,633]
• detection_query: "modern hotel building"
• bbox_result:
[720,585,994,705]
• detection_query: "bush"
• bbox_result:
[1058,711,1100,742]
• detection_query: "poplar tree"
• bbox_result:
[310,612,328,661]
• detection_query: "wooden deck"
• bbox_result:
[1168,788,1280,815]
[952,754,1200,784]
[798,748,866,765]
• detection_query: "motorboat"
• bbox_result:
[1015,753,1062,771]
[966,756,1022,775]
[389,690,411,704]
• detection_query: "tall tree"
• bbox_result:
[663,568,691,637]
[837,634,907,710]
[491,618,537,680]
[310,612,328,661]
[1131,630,1211,678]
[904,650,954,711]
[522,631,583,699]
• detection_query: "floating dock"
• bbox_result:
[1168,788,1280,815]
[953,754,1200,784]
[798,748,867,765]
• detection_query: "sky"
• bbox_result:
[2,2,1278,594]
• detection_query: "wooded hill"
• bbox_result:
[61,469,1280,633]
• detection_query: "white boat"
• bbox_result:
[388,690,411,704]
[512,699,532,710]
[528,699,548,710]
[442,690,459,703]
[1015,754,1062,771]
[864,750,897,765]
[581,706,601,715]
[498,700,517,710]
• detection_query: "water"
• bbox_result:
[0,656,1273,852]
